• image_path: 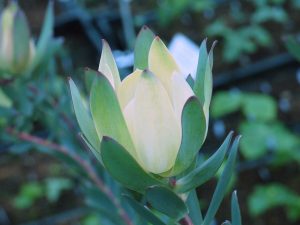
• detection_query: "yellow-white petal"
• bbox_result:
[171,73,194,121]
[117,69,142,109]
[124,70,181,174]
[98,40,121,89]
[148,37,181,97]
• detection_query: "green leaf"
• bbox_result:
[13,10,30,72]
[211,91,242,118]
[239,121,270,160]
[29,1,54,72]
[175,132,233,193]
[0,88,12,108]
[285,36,300,62]
[134,26,155,70]
[186,75,194,88]
[187,189,203,225]
[146,186,188,220]
[202,136,241,225]
[90,69,135,156]
[123,195,166,225]
[193,39,214,111]
[172,96,206,176]
[242,93,277,122]
[231,191,242,225]
[45,177,73,202]
[69,78,100,151]
[248,184,300,221]
[79,133,102,163]
[14,182,44,209]
[101,137,162,193]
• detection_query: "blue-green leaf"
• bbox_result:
[285,36,300,62]
[101,137,162,193]
[202,136,241,225]
[123,195,166,225]
[231,191,242,225]
[172,96,206,176]
[134,26,155,70]
[69,78,100,151]
[90,69,135,156]
[187,189,203,225]
[29,1,54,71]
[175,132,233,193]
[146,186,188,220]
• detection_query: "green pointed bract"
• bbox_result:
[12,10,30,72]
[145,186,188,220]
[69,78,100,151]
[100,137,162,193]
[186,74,194,88]
[175,132,233,193]
[123,195,166,225]
[28,1,53,72]
[89,69,135,157]
[202,136,241,225]
[134,26,155,70]
[98,39,121,89]
[193,40,215,137]
[231,191,242,225]
[171,96,206,176]
[79,133,102,163]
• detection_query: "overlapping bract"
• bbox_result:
[69,26,214,178]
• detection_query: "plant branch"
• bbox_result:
[6,127,133,225]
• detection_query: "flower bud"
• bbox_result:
[70,27,213,182]
[0,2,32,75]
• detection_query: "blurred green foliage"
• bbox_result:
[249,184,300,221]
[14,178,73,209]
[211,91,300,162]
[156,0,298,62]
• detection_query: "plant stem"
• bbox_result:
[179,215,194,225]
[6,127,133,225]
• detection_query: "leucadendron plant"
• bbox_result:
[69,26,242,225]
[0,1,62,78]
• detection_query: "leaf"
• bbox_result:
[69,78,100,151]
[186,75,194,88]
[172,96,206,176]
[193,39,213,109]
[123,195,166,225]
[285,36,300,61]
[98,40,121,89]
[29,1,54,72]
[193,39,215,135]
[239,121,270,160]
[101,137,162,193]
[231,191,242,225]
[45,177,73,202]
[90,69,135,156]
[202,136,241,225]
[187,189,203,225]
[242,93,277,122]
[211,91,242,118]
[134,26,155,70]
[0,88,12,108]
[175,132,233,193]
[146,186,188,220]
[12,10,30,71]
[248,184,300,221]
